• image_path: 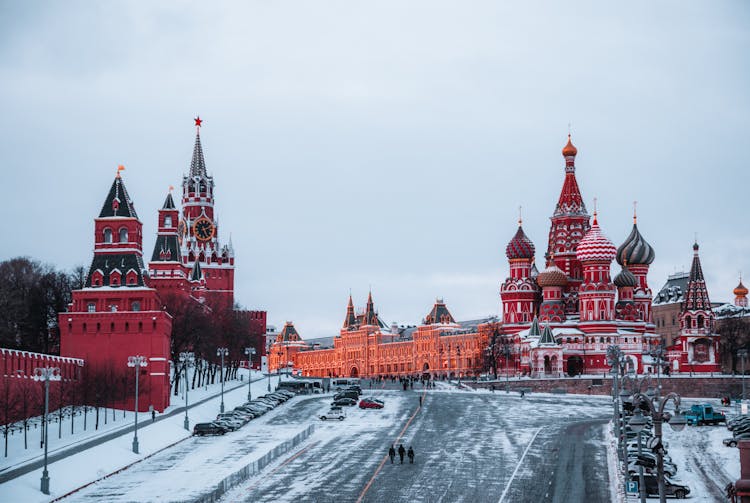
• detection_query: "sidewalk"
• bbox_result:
[0,369,279,483]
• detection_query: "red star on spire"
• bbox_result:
[194,116,202,127]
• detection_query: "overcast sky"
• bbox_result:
[1,1,748,339]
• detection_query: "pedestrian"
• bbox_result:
[151,409,156,423]
[490,384,495,393]
[407,446,415,464]
[389,445,396,464]
[419,395,423,407]
[398,444,405,464]
[520,389,525,398]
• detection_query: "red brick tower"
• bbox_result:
[148,190,187,297]
[60,170,172,412]
[501,218,539,326]
[177,118,235,306]
[615,207,656,323]
[546,135,591,315]
[675,242,721,372]
[575,210,617,328]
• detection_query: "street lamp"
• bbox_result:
[630,391,686,503]
[179,352,195,430]
[244,347,256,401]
[738,349,748,402]
[127,356,148,454]
[216,347,229,413]
[33,366,61,495]
[456,345,461,385]
[622,373,654,503]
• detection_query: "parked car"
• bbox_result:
[214,418,242,431]
[320,406,346,421]
[193,422,227,436]
[359,398,385,409]
[631,474,690,499]
[332,397,357,407]
[344,385,362,395]
[334,390,360,401]
[276,390,295,398]
[724,432,750,447]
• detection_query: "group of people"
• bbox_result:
[388,444,415,464]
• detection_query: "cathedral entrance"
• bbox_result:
[543,355,552,374]
[350,367,359,378]
[567,356,583,376]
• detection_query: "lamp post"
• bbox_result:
[739,350,748,403]
[127,356,148,454]
[244,347,256,401]
[607,344,630,494]
[502,339,512,393]
[179,352,195,430]
[216,347,228,413]
[629,391,686,503]
[456,345,461,385]
[33,366,61,495]
[621,374,654,503]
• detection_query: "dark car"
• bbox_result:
[332,397,357,407]
[359,398,385,409]
[334,390,359,401]
[632,474,690,499]
[345,385,362,395]
[193,422,226,436]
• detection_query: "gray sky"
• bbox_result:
[1,1,748,339]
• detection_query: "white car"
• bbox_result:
[320,406,346,421]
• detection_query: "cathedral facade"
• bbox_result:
[272,136,718,378]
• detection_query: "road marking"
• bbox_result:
[356,390,426,503]
[498,427,542,503]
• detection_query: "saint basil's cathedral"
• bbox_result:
[273,135,721,378]
[58,119,266,412]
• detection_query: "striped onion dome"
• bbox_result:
[616,223,655,266]
[576,214,616,262]
[506,225,535,260]
[613,266,638,288]
[537,263,568,287]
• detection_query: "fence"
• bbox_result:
[192,424,315,503]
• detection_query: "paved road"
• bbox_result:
[229,389,612,503]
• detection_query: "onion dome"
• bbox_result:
[735,280,749,297]
[537,262,568,288]
[614,266,638,288]
[562,134,577,157]
[506,224,535,260]
[616,223,655,266]
[576,213,616,262]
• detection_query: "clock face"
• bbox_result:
[193,217,215,241]
[177,219,187,244]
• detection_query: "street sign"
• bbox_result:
[626,481,638,494]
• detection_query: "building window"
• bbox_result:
[132,301,141,312]
[103,228,112,243]
[87,303,95,312]
[119,228,128,243]
[164,215,172,227]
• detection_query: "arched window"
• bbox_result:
[103,228,112,243]
[697,315,704,328]
[685,315,692,328]
[119,228,128,243]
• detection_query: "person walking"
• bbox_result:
[398,444,405,464]
[388,445,396,464]
[407,446,415,464]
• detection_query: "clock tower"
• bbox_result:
[177,118,235,305]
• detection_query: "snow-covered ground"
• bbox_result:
[0,368,274,473]
[623,399,740,502]
[0,370,291,502]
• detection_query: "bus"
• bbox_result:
[277,379,323,394]
[331,378,360,390]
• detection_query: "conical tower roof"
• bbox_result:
[99,173,138,218]
[528,316,541,337]
[190,260,203,282]
[190,118,207,177]
[162,192,176,210]
[424,298,456,325]
[554,135,587,217]
[539,324,557,345]
[363,291,378,326]
[343,294,357,328]
[683,242,711,311]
